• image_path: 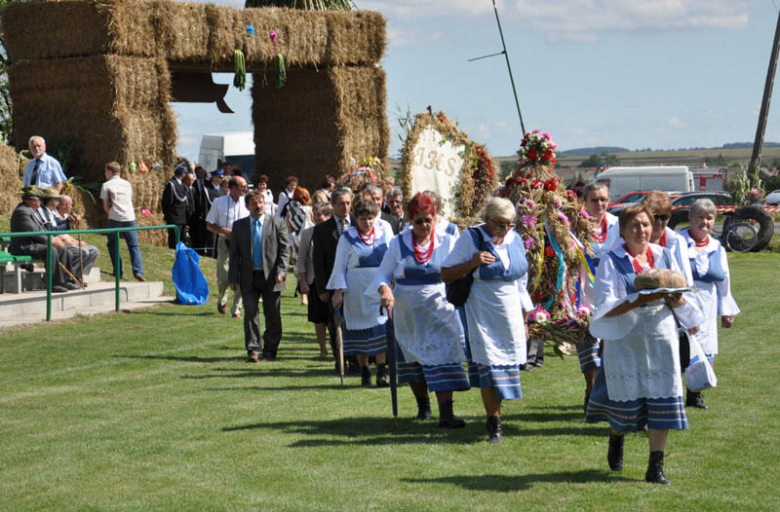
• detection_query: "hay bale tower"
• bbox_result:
[2,0,388,238]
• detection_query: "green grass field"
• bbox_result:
[1,238,778,511]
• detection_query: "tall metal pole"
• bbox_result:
[749,9,780,180]
[492,0,526,134]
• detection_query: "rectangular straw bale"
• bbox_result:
[105,0,158,57]
[2,1,109,60]
[323,11,386,66]
[252,68,340,191]
[241,8,329,66]
[157,1,211,62]
[0,143,22,217]
[329,66,389,172]
[205,3,243,64]
[9,56,161,111]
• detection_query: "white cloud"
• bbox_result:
[668,117,685,129]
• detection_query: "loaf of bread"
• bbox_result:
[634,268,687,290]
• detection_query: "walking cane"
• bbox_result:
[58,262,85,290]
[75,218,84,285]
[381,305,399,428]
[333,309,345,386]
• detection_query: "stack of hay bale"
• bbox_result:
[2,0,388,243]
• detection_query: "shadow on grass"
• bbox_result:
[402,470,634,490]
[221,417,605,446]
[504,410,587,423]
[222,416,481,445]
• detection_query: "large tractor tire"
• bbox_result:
[732,205,774,251]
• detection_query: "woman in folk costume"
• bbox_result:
[642,191,694,285]
[442,197,530,444]
[578,183,622,412]
[586,204,703,485]
[327,199,394,388]
[368,192,470,429]
[422,190,460,237]
[678,199,739,409]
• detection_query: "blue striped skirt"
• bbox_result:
[577,331,602,373]
[342,324,387,356]
[468,363,523,401]
[586,366,688,432]
[395,345,470,392]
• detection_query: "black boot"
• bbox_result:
[415,395,432,420]
[438,399,466,429]
[686,390,709,410]
[645,451,672,485]
[607,432,624,471]
[486,416,503,444]
[360,366,372,387]
[584,391,591,415]
[376,364,390,388]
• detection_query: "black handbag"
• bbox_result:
[445,228,483,307]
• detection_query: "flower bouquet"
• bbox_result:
[503,130,595,353]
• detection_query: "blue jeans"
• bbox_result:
[106,219,144,277]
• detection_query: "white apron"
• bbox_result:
[393,282,466,365]
[465,278,527,366]
[344,266,387,330]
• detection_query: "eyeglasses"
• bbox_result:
[413,217,434,225]
[490,220,514,229]
[655,215,670,222]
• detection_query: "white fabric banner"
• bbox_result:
[408,127,464,217]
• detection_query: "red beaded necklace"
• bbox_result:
[624,244,654,274]
[694,235,709,248]
[658,229,667,247]
[358,226,376,246]
[593,215,608,243]
[413,227,435,264]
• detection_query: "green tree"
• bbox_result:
[578,151,620,168]
[0,0,27,144]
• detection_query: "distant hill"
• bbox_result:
[721,142,780,149]
[561,146,630,155]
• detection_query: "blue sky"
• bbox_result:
[174,0,780,161]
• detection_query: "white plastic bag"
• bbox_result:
[685,335,717,392]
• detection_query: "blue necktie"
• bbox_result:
[30,159,42,185]
[253,218,263,270]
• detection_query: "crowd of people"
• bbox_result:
[9,137,740,485]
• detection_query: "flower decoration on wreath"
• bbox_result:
[336,157,394,196]
[501,130,596,355]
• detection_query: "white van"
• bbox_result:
[198,132,255,179]
[593,166,694,201]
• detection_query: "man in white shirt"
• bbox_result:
[100,161,145,281]
[23,136,67,192]
[206,176,249,317]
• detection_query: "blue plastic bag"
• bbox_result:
[172,242,209,305]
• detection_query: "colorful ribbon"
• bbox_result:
[544,213,567,310]
[569,230,596,286]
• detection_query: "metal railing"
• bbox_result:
[0,225,179,321]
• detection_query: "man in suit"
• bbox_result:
[200,169,226,258]
[161,162,190,249]
[9,186,78,293]
[229,190,290,362]
[312,187,359,373]
[385,187,406,230]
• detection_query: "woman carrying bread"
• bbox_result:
[586,204,702,485]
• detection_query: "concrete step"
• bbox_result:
[0,280,172,327]
[1,265,102,294]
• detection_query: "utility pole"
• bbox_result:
[468,0,526,134]
[749,9,780,181]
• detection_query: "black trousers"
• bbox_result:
[242,270,283,357]
[167,224,186,249]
